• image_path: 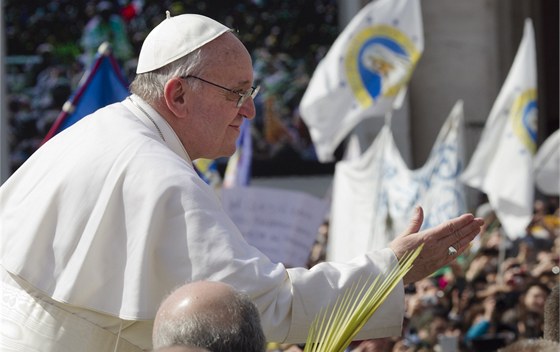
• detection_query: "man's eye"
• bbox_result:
[225,92,239,101]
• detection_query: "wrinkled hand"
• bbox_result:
[389,206,484,285]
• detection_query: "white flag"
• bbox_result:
[328,101,466,261]
[461,19,537,240]
[299,0,423,162]
[534,129,559,196]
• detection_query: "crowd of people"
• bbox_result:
[5,0,339,174]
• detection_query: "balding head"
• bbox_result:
[152,281,266,352]
[155,281,237,323]
[154,346,209,352]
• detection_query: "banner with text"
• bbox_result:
[221,186,329,267]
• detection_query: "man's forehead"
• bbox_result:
[202,34,255,83]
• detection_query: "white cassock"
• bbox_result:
[0,95,404,351]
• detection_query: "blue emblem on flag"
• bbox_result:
[511,89,538,153]
[344,25,421,107]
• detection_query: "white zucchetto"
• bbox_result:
[136,12,231,74]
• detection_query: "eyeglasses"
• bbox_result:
[181,75,260,108]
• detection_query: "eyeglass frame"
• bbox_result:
[181,75,260,108]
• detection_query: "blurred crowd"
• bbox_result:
[5,0,339,173]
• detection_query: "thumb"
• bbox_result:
[402,206,423,236]
[390,206,424,262]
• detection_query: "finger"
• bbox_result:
[423,213,474,242]
[444,217,484,249]
[402,206,424,236]
[439,215,480,243]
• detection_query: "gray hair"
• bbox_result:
[129,49,206,105]
[153,290,266,352]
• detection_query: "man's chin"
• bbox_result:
[215,146,237,160]
[197,142,237,160]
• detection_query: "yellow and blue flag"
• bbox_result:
[461,19,537,239]
[299,0,424,162]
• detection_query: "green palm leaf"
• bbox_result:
[304,244,424,352]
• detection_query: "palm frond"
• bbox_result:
[304,244,424,352]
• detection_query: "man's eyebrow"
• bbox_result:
[236,79,253,86]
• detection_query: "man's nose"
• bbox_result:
[239,96,257,119]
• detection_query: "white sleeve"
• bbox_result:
[282,248,405,343]
[163,173,405,343]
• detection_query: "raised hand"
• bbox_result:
[389,206,484,285]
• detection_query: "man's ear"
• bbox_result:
[164,77,188,118]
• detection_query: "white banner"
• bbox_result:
[221,186,329,267]
[329,100,466,261]
[329,126,392,262]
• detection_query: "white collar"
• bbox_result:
[124,95,193,166]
